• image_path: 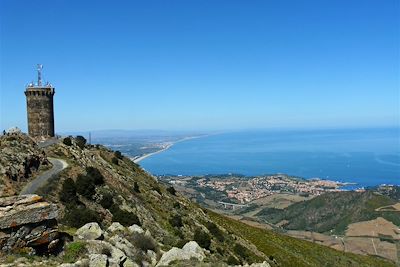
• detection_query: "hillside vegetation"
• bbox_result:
[257,191,400,234]
[209,211,396,267]
[1,133,396,266]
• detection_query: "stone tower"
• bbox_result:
[25,65,55,140]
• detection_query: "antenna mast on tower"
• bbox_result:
[37,64,43,86]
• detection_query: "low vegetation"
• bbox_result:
[209,210,396,267]
[257,191,399,234]
[110,204,141,226]
[62,242,87,263]
[193,229,211,250]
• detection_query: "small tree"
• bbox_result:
[86,167,105,185]
[76,174,95,198]
[206,221,224,242]
[111,157,119,165]
[75,136,87,149]
[194,229,211,249]
[99,192,114,209]
[63,137,72,146]
[114,151,123,159]
[169,214,183,228]
[60,178,78,203]
[63,206,101,228]
[110,205,141,226]
[133,182,140,193]
[166,186,176,196]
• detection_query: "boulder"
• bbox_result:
[0,195,59,254]
[128,224,144,234]
[75,222,103,240]
[182,241,204,256]
[123,258,140,267]
[147,249,158,266]
[109,235,137,258]
[86,240,127,266]
[0,195,58,229]
[107,222,126,234]
[156,241,205,266]
[89,254,108,267]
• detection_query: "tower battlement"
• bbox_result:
[25,65,56,140]
[25,87,55,97]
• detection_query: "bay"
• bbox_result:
[140,128,400,187]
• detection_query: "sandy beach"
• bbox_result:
[132,135,206,163]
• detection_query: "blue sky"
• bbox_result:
[1,0,399,132]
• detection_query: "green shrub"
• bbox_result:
[114,151,123,159]
[133,182,140,193]
[99,192,114,209]
[234,243,252,262]
[63,206,101,228]
[206,221,224,242]
[166,186,176,196]
[129,232,158,252]
[227,255,241,265]
[75,136,87,149]
[86,167,105,185]
[110,205,141,226]
[153,184,162,195]
[193,229,211,249]
[169,214,183,228]
[63,241,87,263]
[76,174,95,199]
[63,137,72,146]
[111,157,119,165]
[60,178,78,203]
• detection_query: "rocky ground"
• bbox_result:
[0,196,270,267]
[0,133,50,196]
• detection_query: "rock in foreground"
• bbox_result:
[0,194,59,254]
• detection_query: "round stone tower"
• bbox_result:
[25,65,55,140]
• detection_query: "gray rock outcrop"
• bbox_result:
[75,222,103,240]
[0,133,49,193]
[89,254,108,267]
[0,194,59,254]
[156,241,205,266]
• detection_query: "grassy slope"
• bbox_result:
[257,191,399,234]
[209,211,396,267]
[42,142,396,266]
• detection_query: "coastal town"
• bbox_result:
[161,174,351,205]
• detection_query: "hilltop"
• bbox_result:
[0,133,396,266]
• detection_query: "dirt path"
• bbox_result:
[20,157,68,195]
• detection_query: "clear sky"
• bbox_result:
[1,0,399,132]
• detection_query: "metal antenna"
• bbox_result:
[37,64,43,86]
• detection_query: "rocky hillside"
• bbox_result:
[0,133,50,196]
[0,134,396,267]
[257,191,400,234]
[31,136,271,266]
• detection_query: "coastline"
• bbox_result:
[132,135,208,163]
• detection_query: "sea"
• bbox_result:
[139,128,400,188]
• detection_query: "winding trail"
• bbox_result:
[20,157,68,195]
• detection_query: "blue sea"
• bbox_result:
[140,128,400,187]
